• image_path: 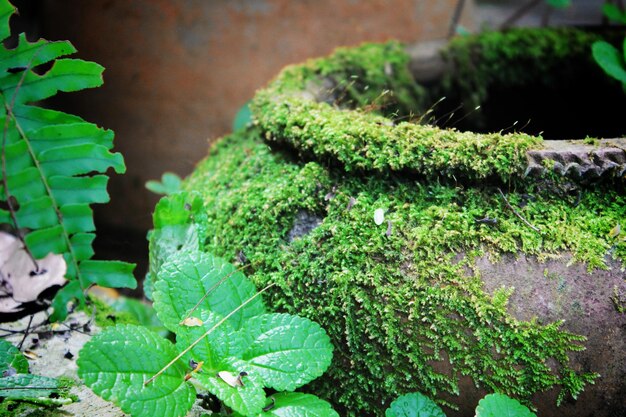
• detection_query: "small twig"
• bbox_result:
[17,314,34,349]
[497,188,540,233]
[145,283,275,386]
[448,0,467,38]
[179,266,246,325]
[500,0,542,29]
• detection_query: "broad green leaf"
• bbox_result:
[60,203,94,233]
[14,196,56,229]
[39,143,125,176]
[153,251,265,332]
[153,191,207,229]
[110,297,168,338]
[50,280,83,322]
[545,0,570,8]
[2,167,45,201]
[1,58,104,104]
[602,3,626,23]
[148,224,199,283]
[0,0,14,41]
[257,392,339,417]
[11,104,84,132]
[0,339,28,374]
[78,260,136,289]
[385,392,446,417]
[49,175,110,205]
[77,325,196,417]
[28,123,114,153]
[194,358,266,416]
[69,233,95,261]
[0,34,76,74]
[3,140,30,174]
[475,393,536,417]
[174,309,234,371]
[0,374,59,400]
[592,41,626,84]
[146,172,182,196]
[234,313,333,391]
[24,225,66,258]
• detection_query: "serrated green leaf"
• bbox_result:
[0,339,28,374]
[28,122,114,153]
[50,280,83,322]
[153,191,207,229]
[60,203,94,233]
[0,34,76,74]
[1,58,103,104]
[146,172,182,196]
[234,313,333,391]
[174,309,234,371]
[194,358,266,416]
[78,325,196,417]
[592,41,626,84]
[14,196,56,229]
[0,374,59,400]
[385,392,446,417]
[11,104,84,131]
[49,175,110,205]
[257,392,339,417]
[69,232,95,261]
[148,224,199,284]
[40,143,125,176]
[153,251,265,332]
[24,225,66,258]
[78,260,136,289]
[110,297,168,338]
[0,0,15,41]
[2,167,45,201]
[475,393,536,417]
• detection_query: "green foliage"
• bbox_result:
[385,393,446,417]
[251,41,540,181]
[184,129,615,416]
[385,392,535,417]
[602,3,626,23]
[0,0,135,321]
[145,172,182,196]
[545,0,571,9]
[475,393,536,417]
[78,246,336,417]
[0,339,70,406]
[233,101,253,131]
[592,38,626,90]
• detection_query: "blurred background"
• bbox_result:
[9,0,608,280]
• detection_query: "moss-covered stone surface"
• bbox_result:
[182,28,626,416]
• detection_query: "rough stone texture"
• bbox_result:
[477,254,626,417]
[39,0,475,231]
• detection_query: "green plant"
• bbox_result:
[0,339,72,409]
[385,392,535,417]
[0,0,135,321]
[546,0,571,8]
[145,172,182,196]
[592,37,626,91]
[602,3,626,24]
[78,193,336,417]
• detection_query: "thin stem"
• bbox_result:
[179,265,246,325]
[497,188,540,233]
[17,314,34,349]
[448,0,467,38]
[145,283,274,386]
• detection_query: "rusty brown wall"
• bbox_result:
[40,0,474,231]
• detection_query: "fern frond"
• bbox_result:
[0,1,136,321]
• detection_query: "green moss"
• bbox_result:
[251,42,542,181]
[85,295,138,328]
[180,28,626,416]
[183,130,625,416]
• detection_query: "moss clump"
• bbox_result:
[251,42,542,181]
[181,29,626,416]
[183,130,626,415]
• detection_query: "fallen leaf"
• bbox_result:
[217,370,247,387]
[181,317,203,327]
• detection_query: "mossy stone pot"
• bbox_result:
[183,28,626,417]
